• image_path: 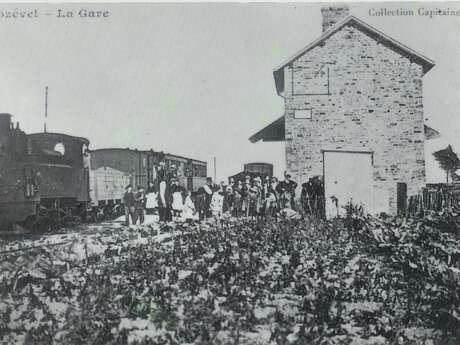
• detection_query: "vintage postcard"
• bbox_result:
[0,2,459,345]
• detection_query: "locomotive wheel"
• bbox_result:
[20,206,81,232]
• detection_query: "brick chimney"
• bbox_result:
[321,5,349,32]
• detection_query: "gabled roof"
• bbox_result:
[249,115,440,143]
[274,16,435,94]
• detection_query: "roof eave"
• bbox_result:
[424,124,441,140]
[274,69,285,95]
[249,115,286,143]
[272,15,435,91]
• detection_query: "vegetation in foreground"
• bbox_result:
[0,210,459,345]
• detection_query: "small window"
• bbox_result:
[54,142,65,155]
[143,157,146,167]
[294,109,312,119]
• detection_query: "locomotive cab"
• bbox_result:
[26,132,90,215]
[0,113,90,231]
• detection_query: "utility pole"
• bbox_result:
[213,156,216,182]
[44,86,48,133]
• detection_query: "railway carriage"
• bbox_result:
[88,148,207,210]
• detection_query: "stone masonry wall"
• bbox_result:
[284,24,426,213]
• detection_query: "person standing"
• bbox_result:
[285,173,298,210]
[134,185,146,225]
[223,185,234,215]
[233,180,243,218]
[266,177,279,218]
[195,187,208,221]
[249,177,263,219]
[256,177,264,217]
[183,190,196,222]
[241,176,251,217]
[262,176,271,217]
[145,181,158,215]
[210,185,224,219]
[158,170,173,222]
[171,178,185,218]
[311,176,325,217]
[276,172,298,209]
[203,177,214,219]
[123,185,136,226]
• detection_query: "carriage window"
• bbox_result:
[27,141,33,155]
[54,143,65,155]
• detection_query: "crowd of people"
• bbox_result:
[122,163,324,225]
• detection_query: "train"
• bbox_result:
[0,113,207,230]
[88,148,207,216]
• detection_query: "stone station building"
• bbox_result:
[250,5,440,217]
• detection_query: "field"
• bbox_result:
[0,211,459,345]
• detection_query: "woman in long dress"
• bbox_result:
[145,181,158,215]
[171,178,185,217]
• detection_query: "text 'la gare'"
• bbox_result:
[57,9,110,18]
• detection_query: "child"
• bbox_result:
[145,181,158,215]
[183,190,196,222]
[210,186,224,219]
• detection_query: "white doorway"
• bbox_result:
[323,151,374,218]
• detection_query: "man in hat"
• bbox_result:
[203,177,214,218]
[262,175,270,216]
[134,185,146,225]
[158,169,173,222]
[241,176,251,217]
[223,184,234,214]
[195,186,208,221]
[233,180,243,217]
[276,172,298,209]
[266,176,279,217]
[123,184,137,226]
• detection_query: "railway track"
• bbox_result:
[0,216,162,259]
[0,222,116,257]
[0,241,71,256]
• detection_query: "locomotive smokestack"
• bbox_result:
[0,113,12,154]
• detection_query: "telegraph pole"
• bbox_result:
[213,156,217,183]
[44,86,48,133]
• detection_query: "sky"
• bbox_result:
[1,2,459,182]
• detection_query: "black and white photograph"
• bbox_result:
[0,1,460,344]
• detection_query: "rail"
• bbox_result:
[0,241,70,256]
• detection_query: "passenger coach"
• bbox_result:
[88,148,207,209]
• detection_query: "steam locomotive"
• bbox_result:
[0,113,207,230]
